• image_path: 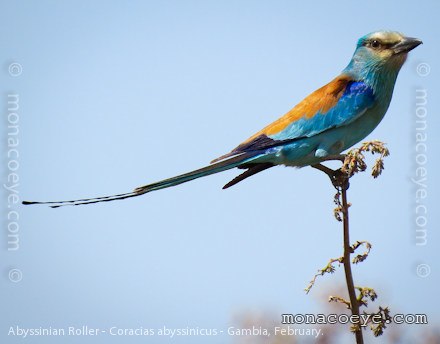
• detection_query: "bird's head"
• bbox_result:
[344,31,422,83]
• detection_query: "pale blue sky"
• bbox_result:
[1,1,439,343]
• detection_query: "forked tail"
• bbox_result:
[22,152,264,208]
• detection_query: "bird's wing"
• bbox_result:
[212,74,375,162]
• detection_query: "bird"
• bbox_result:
[23,31,422,208]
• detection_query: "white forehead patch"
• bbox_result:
[370,31,404,44]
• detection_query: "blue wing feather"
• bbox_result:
[269,81,375,141]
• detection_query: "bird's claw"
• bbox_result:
[330,168,350,190]
[312,164,350,190]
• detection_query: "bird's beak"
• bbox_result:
[393,37,423,54]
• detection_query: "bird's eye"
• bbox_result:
[370,40,381,49]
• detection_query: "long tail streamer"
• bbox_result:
[22,152,264,208]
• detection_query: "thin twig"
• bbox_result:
[308,141,390,342]
[305,256,343,294]
[340,182,364,343]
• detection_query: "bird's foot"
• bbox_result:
[312,164,350,190]
[331,168,350,190]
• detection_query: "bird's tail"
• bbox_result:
[22,152,263,208]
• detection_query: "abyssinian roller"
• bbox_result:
[23,31,422,208]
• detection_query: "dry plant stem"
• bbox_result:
[312,162,364,344]
[340,182,364,344]
[309,143,389,342]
